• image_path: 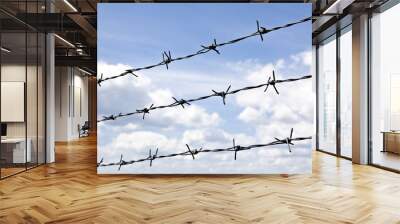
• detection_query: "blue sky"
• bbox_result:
[98,4,310,67]
[97,4,313,174]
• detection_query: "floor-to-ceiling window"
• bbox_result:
[339,25,352,158]
[0,0,46,179]
[317,34,337,154]
[316,20,352,159]
[370,2,400,171]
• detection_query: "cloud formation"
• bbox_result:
[98,50,313,174]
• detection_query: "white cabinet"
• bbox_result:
[1,138,32,163]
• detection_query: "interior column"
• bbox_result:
[352,14,369,164]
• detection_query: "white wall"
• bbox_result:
[1,63,47,164]
[1,64,40,138]
[54,66,89,141]
[55,66,69,141]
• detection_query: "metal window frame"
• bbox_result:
[315,18,353,161]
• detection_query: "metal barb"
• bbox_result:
[162,51,172,70]
[98,130,312,168]
[186,144,203,160]
[256,20,267,41]
[118,154,124,171]
[97,73,104,86]
[97,158,104,167]
[212,85,231,105]
[98,75,311,123]
[103,115,116,121]
[286,128,294,152]
[232,138,242,160]
[274,128,295,153]
[172,97,191,108]
[98,17,311,85]
[125,69,138,77]
[264,70,279,95]
[149,148,159,167]
[137,104,154,120]
[201,38,220,54]
[186,144,195,160]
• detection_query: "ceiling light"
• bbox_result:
[322,0,354,15]
[54,34,75,48]
[1,47,11,53]
[78,67,92,76]
[323,0,341,14]
[63,0,78,12]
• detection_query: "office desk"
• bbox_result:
[1,138,31,163]
[382,131,400,154]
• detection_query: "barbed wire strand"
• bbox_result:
[97,16,311,86]
[98,72,311,122]
[97,128,311,169]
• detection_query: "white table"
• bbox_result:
[1,138,31,163]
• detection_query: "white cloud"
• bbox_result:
[236,79,313,125]
[148,88,173,105]
[98,49,313,174]
[291,50,312,67]
[112,131,178,151]
[98,61,152,89]
[246,63,275,84]
[224,58,263,73]
[234,50,313,143]
[238,107,262,123]
[181,128,255,147]
[148,88,221,128]
[98,61,222,129]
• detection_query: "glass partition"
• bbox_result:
[26,0,42,169]
[317,34,337,154]
[27,30,38,169]
[1,30,28,177]
[339,26,352,158]
[0,1,46,179]
[38,32,45,165]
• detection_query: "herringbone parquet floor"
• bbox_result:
[1,135,400,224]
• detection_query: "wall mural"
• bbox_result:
[97,3,313,174]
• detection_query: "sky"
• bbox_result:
[97,3,313,174]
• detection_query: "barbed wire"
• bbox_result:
[97,128,311,170]
[98,72,311,122]
[97,16,311,86]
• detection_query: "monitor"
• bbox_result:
[1,123,7,137]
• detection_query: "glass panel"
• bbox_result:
[26,0,39,169]
[27,30,38,169]
[339,26,352,158]
[318,35,337,154]
[371,3,400,171]
[0,0,46,178]
[1,31,27,177]
[38,32,45,165]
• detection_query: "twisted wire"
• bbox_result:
[97,128,311,169]
[98,73,311,122]
[97,16,311,86]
